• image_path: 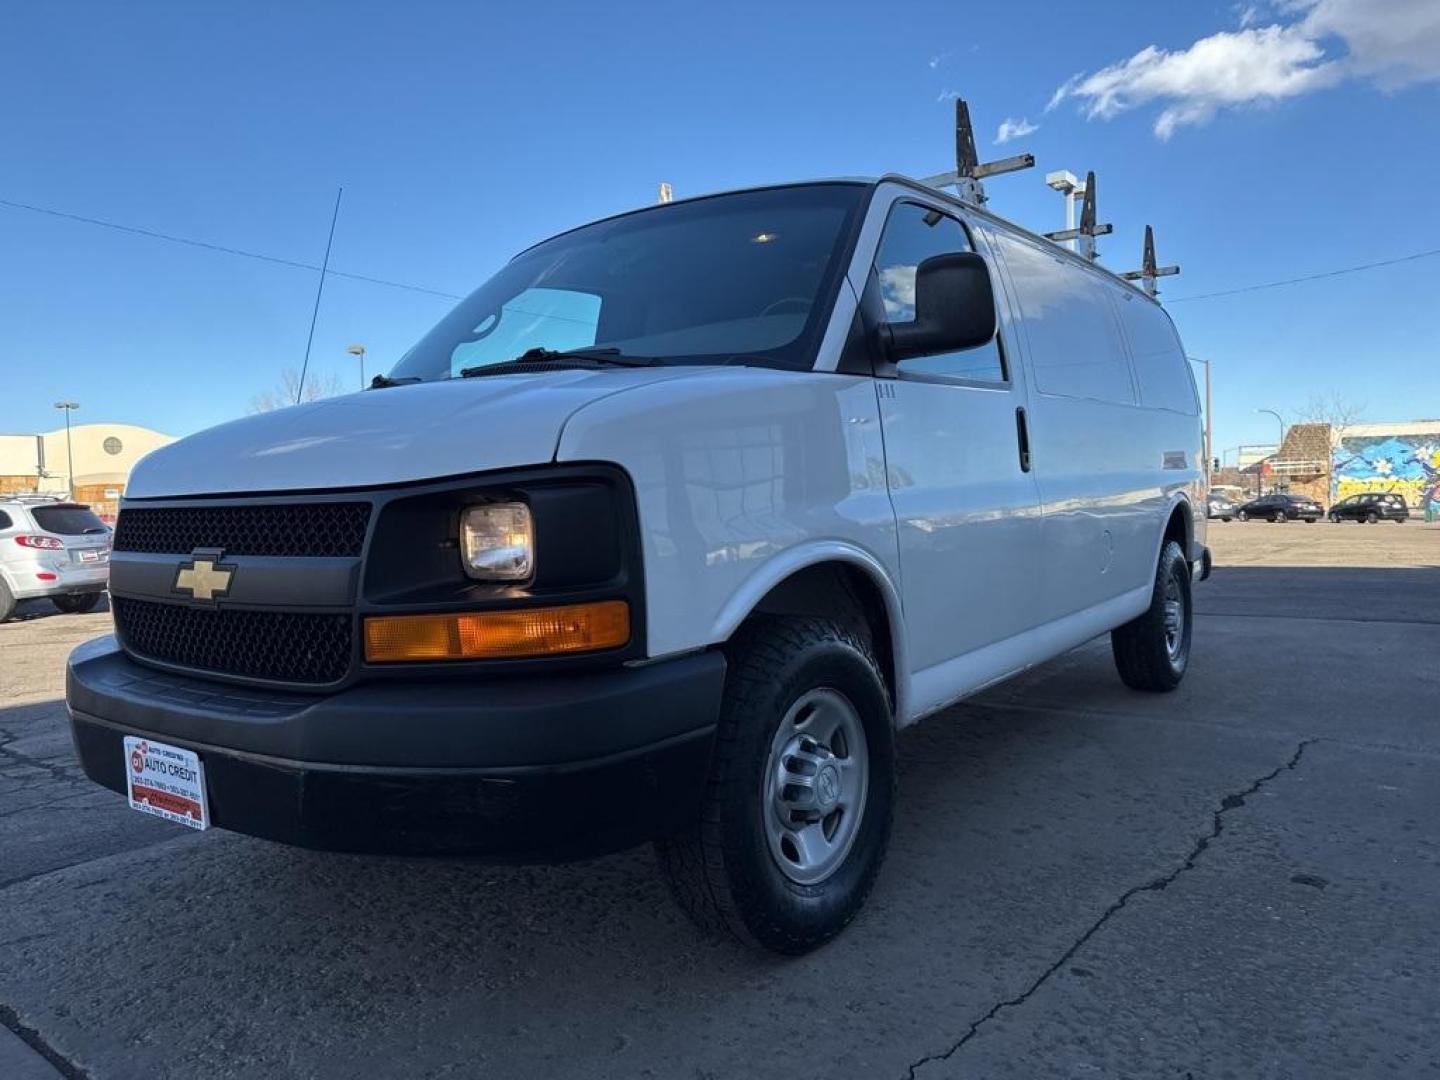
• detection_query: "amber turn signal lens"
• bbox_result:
[364,600,630,663]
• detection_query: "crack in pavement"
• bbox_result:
[0,741,83,785]
[903,738,1317,1080]
[0,1003,90,1079]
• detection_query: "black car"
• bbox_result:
[1328,492,1410,523]
[1236,493,1324,522]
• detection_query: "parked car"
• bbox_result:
[67,176,1208,953]
[0,496,111,621]
[1236,493,1324,522]
[1328,492,1410,523]
[1207,493,1236,521]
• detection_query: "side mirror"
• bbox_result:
[880,252,997,362]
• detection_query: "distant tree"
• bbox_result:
[1293,391,1366,443]
[250,369,346,413]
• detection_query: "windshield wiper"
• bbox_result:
[368,374,423,390]
[459,347,660,378]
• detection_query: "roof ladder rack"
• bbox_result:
[921,98,1034,207]
[1120,225,1180,298]
[1043,170,1112,261]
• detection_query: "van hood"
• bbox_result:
[126,368,705,498]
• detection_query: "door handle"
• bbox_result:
[1015,407,1032,472]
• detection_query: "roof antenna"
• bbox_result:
[922,98,1033,206]
[1120,225,1181,298]
[1043,170,1111,260]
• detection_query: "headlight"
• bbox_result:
[461,503,534,580]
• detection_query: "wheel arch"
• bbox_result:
[1152,494,1196,568]
[710,544,907,725]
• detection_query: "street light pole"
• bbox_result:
[347,344,367,390]
[1256,408,1285,494]
[53,401,79,499]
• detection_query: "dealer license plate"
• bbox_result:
[123,736,208,830]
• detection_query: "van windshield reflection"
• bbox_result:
[386,183,867,381]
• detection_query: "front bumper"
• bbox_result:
[67,637,726,859]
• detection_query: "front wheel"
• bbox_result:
[1366,510,1380,523]
[1237,510,1249,522]
[656,616,895,954]
[1329,513,1339,523]
[52,592,102,614]
[1274,510,1287,523]
[1112,540,1192,692]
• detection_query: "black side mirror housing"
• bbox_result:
[879,252,998,362]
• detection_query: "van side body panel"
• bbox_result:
[985,223,1204,625]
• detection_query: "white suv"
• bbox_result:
[67,177,1207,953]
[0,495,111,621]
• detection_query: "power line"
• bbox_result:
[1169,247,1440,302]
[0,196,463,301]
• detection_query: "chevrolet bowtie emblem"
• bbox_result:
[174,553,234,602]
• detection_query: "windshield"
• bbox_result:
[388,183,868,381]
[31,504,108,535]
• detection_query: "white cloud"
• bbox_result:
[995,117,1039,144]
[1050,0,1440,139]
[1236,3,1265,28]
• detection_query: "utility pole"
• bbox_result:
[53,401,79,499]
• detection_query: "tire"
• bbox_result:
[1304,518,1314,524]
[1112,540,1192,693]
[52,592,101,614]
[1221,517,1232,523]
[1237,510,1248,522]
[655,616,895,955]
[0,578,14,623]
[1329,513,1339,523]
[1274,510,1287,523]
[1366,510,1380,524]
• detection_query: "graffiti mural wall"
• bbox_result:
[1334,434,1440,512]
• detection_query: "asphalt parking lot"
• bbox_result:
[2,520,1437,1079]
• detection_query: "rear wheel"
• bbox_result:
[656,616,895,954]
[0,579,14,623]
[1274,510,1287,523]
[1366,510,1380,523]
[1112,541,1192,693]
[52,592,101,614]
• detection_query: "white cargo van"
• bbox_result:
[68,177,1207,953]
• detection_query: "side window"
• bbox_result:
[1113,290,1198,414]
[0,510,12,530]
[872,202,1005,383]
[989,230,1136,405]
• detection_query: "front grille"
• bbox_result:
[113,597,352,685]
[114,503,371,558]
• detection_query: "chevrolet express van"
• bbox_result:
[68,177,1207,953]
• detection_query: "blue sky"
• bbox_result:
[3,0,1437,459]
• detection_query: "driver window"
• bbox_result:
[873,201,1006,383]
[448,287,601,374]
